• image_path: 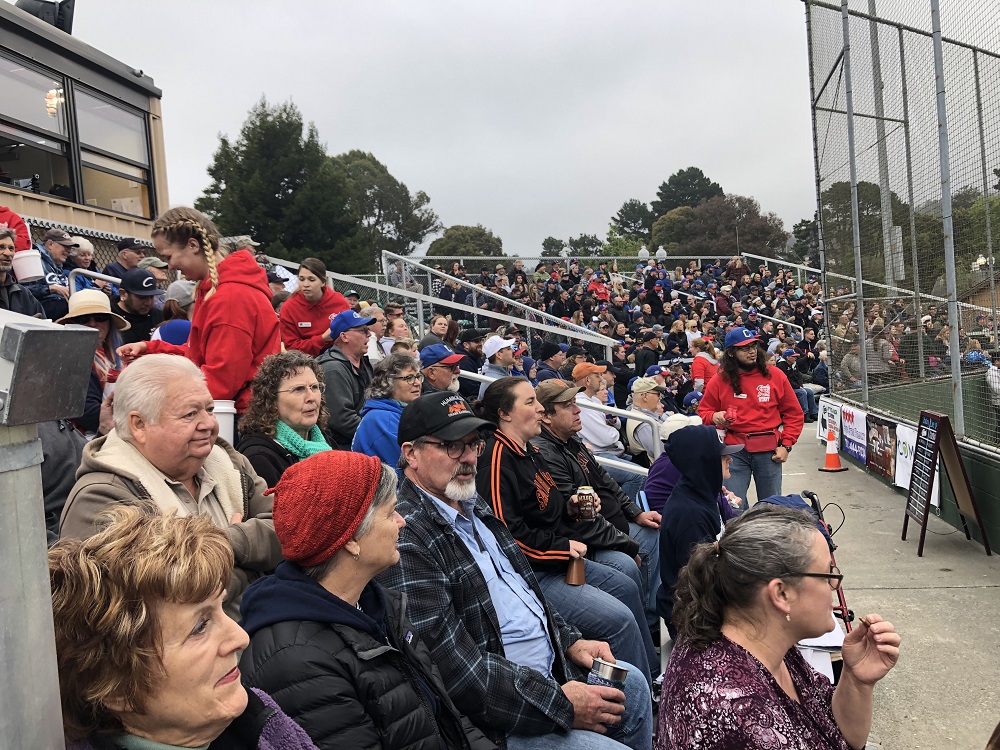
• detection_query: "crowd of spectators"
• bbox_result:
[0,202,915,748]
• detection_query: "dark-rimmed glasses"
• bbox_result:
[792,566,843,590]
[393,373,425,384]
[73,314,111,324]
[422,437,486,459]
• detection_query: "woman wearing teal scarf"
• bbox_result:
[237,351,334,487]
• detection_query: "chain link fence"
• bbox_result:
[806,0,1000,445]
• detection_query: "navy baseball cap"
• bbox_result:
[329,309,374,339]
[683,391,703,408]
[724,326,760,348]
[645,365,668,377]
[120,268,165,297]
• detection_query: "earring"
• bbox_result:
[352,552,360,562]
[785,613,791,622]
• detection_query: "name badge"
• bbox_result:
[298,322,312,328]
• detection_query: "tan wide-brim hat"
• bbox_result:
[56,289,130,331]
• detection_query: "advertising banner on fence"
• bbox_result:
[840,403,867,464]
[816,397,842,442]
[894,423,941,507]
[865,414,897,481]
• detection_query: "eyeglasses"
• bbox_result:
[278,383,326,396]
[422,437,486,459]
[792,566,843,590]
[429,363,461,373]
[393,373,425,384]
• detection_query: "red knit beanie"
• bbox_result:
[267,451,383,566]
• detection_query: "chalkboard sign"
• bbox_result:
[902,410,992,557]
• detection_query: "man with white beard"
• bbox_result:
[377,392,653,750]
[419,343,466,395]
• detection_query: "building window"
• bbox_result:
[0,51,68,136]
[75,89,149,166]
[0,122,72,199]
[81,151,149,217]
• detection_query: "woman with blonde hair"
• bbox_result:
[51,505,318,750]
[118,207,280,418]
[690,337,720,393]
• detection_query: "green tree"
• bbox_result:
[427,224,505,258]
[195,97,358,266]
[611,199,654,242]
[785,216,819,265]
[651,167,724,218]
[651,206,695,251]
[568,233,603,256]
[541,236,567,258]
[603,225,644,257]
[820,180,908,278]
[330,150,442,271]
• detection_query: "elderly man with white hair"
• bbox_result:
[59,353,281,619]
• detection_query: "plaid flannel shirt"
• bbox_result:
[377,476,585,749]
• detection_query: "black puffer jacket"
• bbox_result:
[240,563,495,750]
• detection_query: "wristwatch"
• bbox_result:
[780,444,793,452]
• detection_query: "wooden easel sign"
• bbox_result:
[902,410,992,557]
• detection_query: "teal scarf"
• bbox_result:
[275,420,332,459]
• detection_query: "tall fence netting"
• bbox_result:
[806,0,1000,445]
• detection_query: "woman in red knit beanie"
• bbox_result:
[238,451,494,750]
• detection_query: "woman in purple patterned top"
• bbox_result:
[656,504,900,750]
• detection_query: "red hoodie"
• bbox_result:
[146,250,280,412]
[0,206,31,250]
[278,286,350,356]
[698,365,803,449]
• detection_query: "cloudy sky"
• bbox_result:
[72,1,819,254]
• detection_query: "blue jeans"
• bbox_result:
[536,559,656,687]
[591,524,660,630]
[506,661,653,750]
[594,453,646,505]
[725,447,785,510]
[794,387,817,416]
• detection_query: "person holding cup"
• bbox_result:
[0,227,44,315]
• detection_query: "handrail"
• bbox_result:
[265,256,618,350]
[384,250,617,350]
[456,369,662,460]
[754,313,805,336]
[67,268,122,294]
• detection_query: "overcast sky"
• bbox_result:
[72,1,819,255]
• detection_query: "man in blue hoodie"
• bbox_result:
[656,425,743,639]
[27,228,77,319]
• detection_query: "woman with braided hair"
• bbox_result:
[118,207,280,419]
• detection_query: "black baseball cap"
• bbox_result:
[120,269,165,297]
[117,237,146,253]
[398,392,495,445]
[459,327,489,343]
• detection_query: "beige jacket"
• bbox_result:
[59,431,282,620]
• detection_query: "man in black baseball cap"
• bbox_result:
[113,268,164,344]
[397,391,494,446]
[104,237,146,279]
[27,228,78,319]
[455,328,488,400]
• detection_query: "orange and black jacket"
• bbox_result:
[477,429,638,572]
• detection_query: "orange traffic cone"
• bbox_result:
[818,427,848,472]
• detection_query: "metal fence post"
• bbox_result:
[930,0,966,436]
[897,26,926,379]
[868,0,898,297]
[841,0,871,407]
[973,49,999,347]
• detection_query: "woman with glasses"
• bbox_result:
[56,289,129,436]
[656,504,900,750]
[352,353,424,468]
[237,351,334,487]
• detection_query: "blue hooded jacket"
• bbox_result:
[352,398,404,468]
[656,425,726,625]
